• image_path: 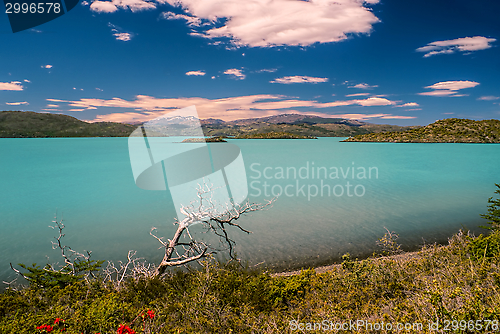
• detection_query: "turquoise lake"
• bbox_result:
[1,138,499,283]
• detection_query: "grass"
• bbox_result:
[2,228,500,333]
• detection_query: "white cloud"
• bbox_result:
[419,80,479,97]
[159,0,380,47]
[6,101,29,105]
[419,90,458,97]
[50,93,406,123]
[477,96,500,101]
[348,83,378,89]
[345,93,370,97]
[90,0,155,12]
[186,70,206,76]
[379,115,417,119]
[0,81,24,91]
[357,97,393,106]
[23,79,31,83]
[425,81,479,91]
[47,104,59,107]
[417,36,496,57]
[114,32,132,41]
[108,23,133,41]
[96,88,103,91]
[161,11,201,26]
[224,68,245,80]
[270,76,328,84]
[90,1,118,12]
[395,102,420,108]
[322,97,395,107]
[335,113,416,120]
[256,68,278,73]
[42,65,53,69]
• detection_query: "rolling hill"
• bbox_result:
[343,118,500,143]
[0,111,135,138]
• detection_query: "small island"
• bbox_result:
[181,137,227,143]
[234,131,317,139]
[343,118,500,143]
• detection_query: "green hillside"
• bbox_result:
[202,115,412,138]
[343,118,500,143]
[0,111,135,138]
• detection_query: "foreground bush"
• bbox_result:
[1,229,500,333]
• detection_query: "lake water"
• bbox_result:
[1,138,499,283]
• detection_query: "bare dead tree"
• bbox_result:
[102,250,156,287]
[151,182,275,277]
[47,216,97,277]
[8,214,102,288]
[6,184,274,288]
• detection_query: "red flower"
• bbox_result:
[146,310,155,319]
[117,325,135,334]
[54,318,63,325]
[36,324,54,332]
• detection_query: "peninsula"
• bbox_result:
[343,118,500,143]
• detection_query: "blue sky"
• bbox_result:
[1,0,499,125]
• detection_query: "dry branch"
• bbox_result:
[153,182,275,276]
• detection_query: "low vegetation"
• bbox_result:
[1,184,499,333]
[344,118,500,143]
[235,131,316,139]
[181,137,227,143]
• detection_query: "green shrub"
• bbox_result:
[481,184,500,230]
[16,258,103,289]
[468,231,500,262]
[267,269,314,308]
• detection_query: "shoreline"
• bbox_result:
[271,247,434,277]
[268,229,474,277]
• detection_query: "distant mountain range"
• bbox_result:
[201,114,414,138]
[0,111,414,138]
